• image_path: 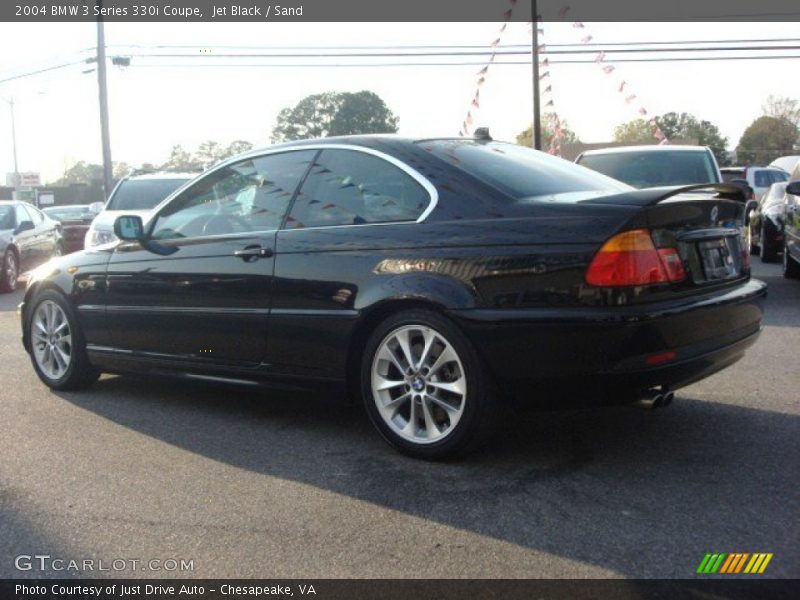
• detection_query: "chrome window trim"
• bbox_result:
[145,144,439,237]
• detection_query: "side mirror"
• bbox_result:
[113,215,145,241]
[15,220,34,234]
[786,181,800,196]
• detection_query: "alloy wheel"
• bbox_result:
[371,325,466,445]
[31,300,73,380]
[5,252,17,289]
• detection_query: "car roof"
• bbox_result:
[124,171,197,180]
[579,145,711,157]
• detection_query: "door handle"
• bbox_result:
[234,246,274,260]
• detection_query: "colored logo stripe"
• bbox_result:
[698,553,773,574]
[744,553,773,574]
[697,553,726,573]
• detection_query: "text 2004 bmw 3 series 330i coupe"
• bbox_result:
[20,135,767,459]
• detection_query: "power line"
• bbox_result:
[0,60,87,85]
[3,49,800,85]
[101,37,800,51]
[128,55,800,68]
[117,44,800,59]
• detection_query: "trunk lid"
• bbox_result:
[583,184,750,294]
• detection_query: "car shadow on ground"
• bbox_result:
[52,374,798,579]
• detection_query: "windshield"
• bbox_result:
[0,206,13,230]
[107,178,188,211]
[578,150,719,188]
[43,205,93,221]
[423,141,630,201]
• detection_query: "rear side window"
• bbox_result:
[578,150,719,188]
[755,170,788,187]
[424,141,629,201]
[285,149,430,229]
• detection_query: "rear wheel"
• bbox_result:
[361,309,498,460]
[783,242,800,279]
[760,224,777,262]
[28,290,100,390]
[0,249,18,293]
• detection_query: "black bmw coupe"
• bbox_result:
[20,135,767,458]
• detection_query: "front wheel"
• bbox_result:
[27,290,100,390]
[0,249,18,293]
[361,309,498,460]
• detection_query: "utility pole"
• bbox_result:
[530,0,542,150]
[8,97,20,191]
[96,3,114,199]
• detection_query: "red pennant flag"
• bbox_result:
[625,94,637,104]
[476,76,486,86]
[472,91,480,108]
[546,99,555,107]
[581,35,593,43]
[489,53,497,63]
[539,71,550,80]
[491,37,501,48]
[322,203,336,209]
[544,84,552,93]
[499,23,507,33]
[540,58,550,67]
[558,6,570,18]
[595,51,606,63]
[503,9,513,21]
[602,65,615,74]
[476,65,488,75]
[638,107,648,116]
[572,21,584,28]
[618,81,627,93]
[466,112,473,126]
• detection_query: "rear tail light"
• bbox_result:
[586,229,686,287]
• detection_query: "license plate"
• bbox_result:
[698,238,738,280]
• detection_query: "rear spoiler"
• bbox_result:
[579,183,747,208]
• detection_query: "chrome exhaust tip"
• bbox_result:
[633,387,671,409]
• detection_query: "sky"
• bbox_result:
[0,21,798,183]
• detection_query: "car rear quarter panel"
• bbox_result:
[268,206,637,379]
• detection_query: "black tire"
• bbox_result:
[784,243,800,279]
[760,224,777,263]
[361,309,499,460]
[0,248,19,293]
[27,289,100,390]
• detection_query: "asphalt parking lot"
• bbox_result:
[1,261,797,579]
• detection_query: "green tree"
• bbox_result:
[613,119,653,144]
[613,112,730,165]
[271,91,399,142]
[762,95,800,127]
[736,116,799,165]
[225,140,254,157]
[161,144,203,171]
[516,113,580,150]
[52,161,105,185]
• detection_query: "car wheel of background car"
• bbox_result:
[760,225,777,262]
[361,309,499,460]
[0,249,19,293]
[783,243,800,279]
[28,289,100,390]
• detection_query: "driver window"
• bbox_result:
[151,150,316,240]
